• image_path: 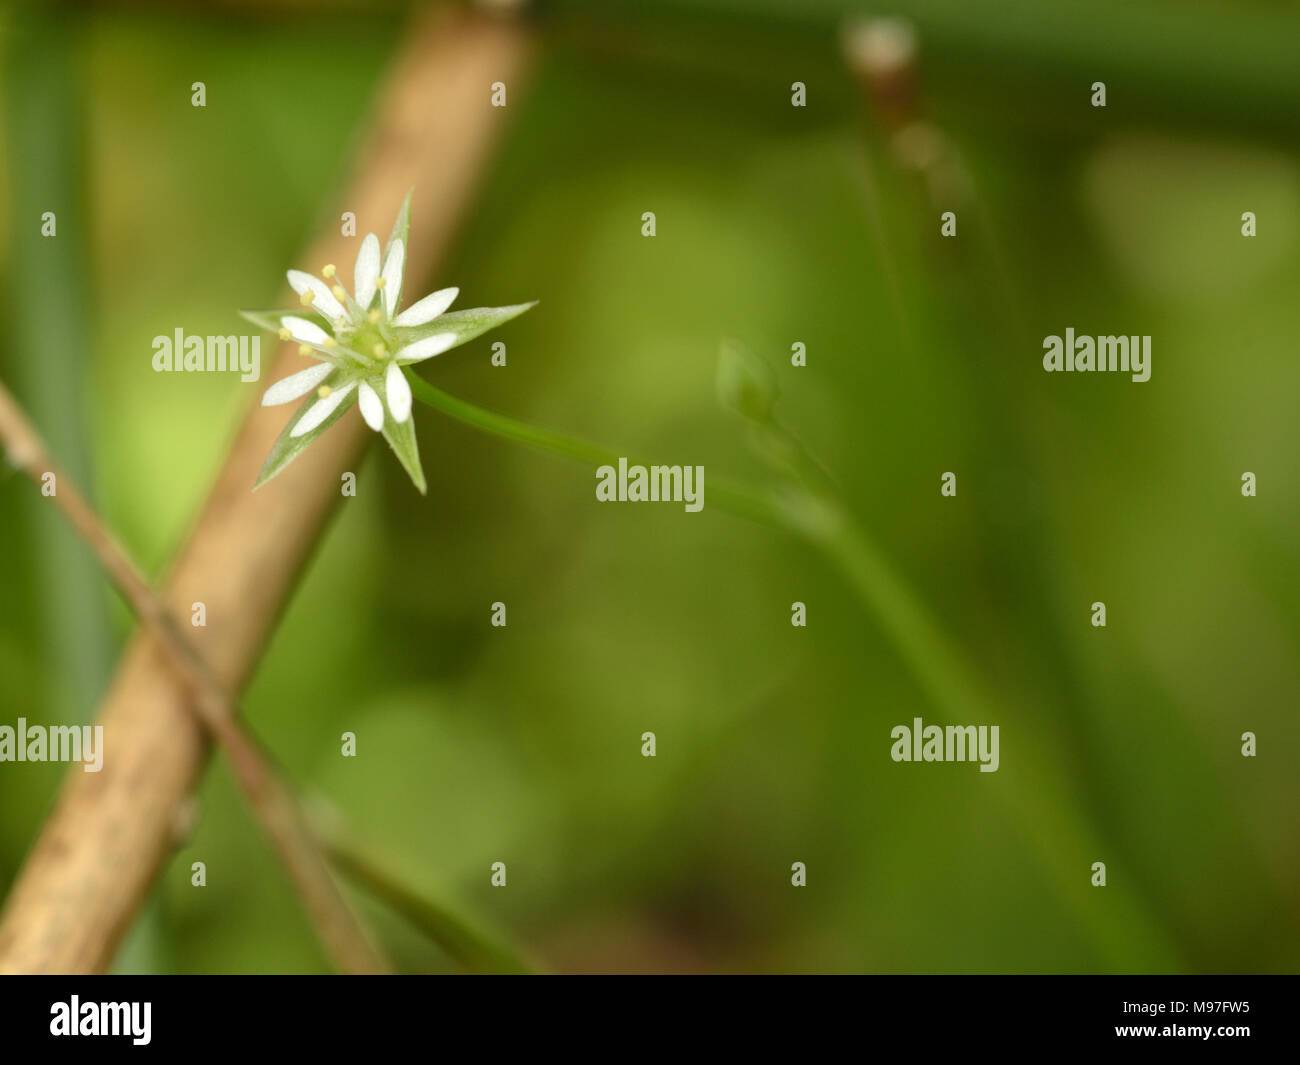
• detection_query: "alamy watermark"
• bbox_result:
[0,718,104,772]
[595,457,704,512]
[1043,329,1150,382]
[152,329,260,382]
[890,716,999,772]
[50,997,150,1045]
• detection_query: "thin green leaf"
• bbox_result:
[240,308,330,334]
[395,302,537,360]
[380,399,427,494]
[255,388,358,490]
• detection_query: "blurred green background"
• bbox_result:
[0,0,1297,973]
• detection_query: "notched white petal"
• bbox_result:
[286,270,345,319]
[354,233,381,309]
[382,239,404,316]
[281,315,329,345]
[385,362,412,423]
[392,287,458,327]
[357,381,385,431]
[261,362,333,406]
[395,332,457,364]
[290,379,356,438]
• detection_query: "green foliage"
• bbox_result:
[2,2,1298,975]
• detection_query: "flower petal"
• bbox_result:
[286,270,345,320]
[392,287,458,327]
[385,362,412,423]
[357,380,384,431]
[381,239,404,317]
[261,362,334,407]
[290,379,356,438]
[281,315,329,345]
[354,233,381,309]
[394,332,457,364]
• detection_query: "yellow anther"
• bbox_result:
[316,385,333,399]
[299,290,315,306]
[278,328,291,341]
[375,277,387,290]
[323,337,338,349]
[331,285,347,302]
[373,343,387,359]
[367,309,381,324]
[298,344,312,357]
[322,264,336,279]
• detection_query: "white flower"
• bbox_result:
[242,193,536,492]
[266,236,461,439]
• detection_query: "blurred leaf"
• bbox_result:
[716,338,778,424]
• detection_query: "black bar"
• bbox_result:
[0,975,1292,1053]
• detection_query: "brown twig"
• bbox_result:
[0,382,391,974]
[0,6,534,973]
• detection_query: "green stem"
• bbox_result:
[410,375,1181,968]
[410,376,980,707]
[786,493,982,716]
[309,800,538,974]
[4,3,113,720]
[408,375,784,525]
[5,1,153,973]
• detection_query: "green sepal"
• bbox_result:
[384,189,413,313]
[394,302,537,361]
[254,386,358,490]
[380,394,427,494]
[240,308,331,334]
[386,188,412,260]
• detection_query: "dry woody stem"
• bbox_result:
[0,381,390,974]
[0,7,534,974]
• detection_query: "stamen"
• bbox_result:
[331,285,347,302]
[367,310,381,324]
[298,344,313,357]
[322,264,336,279]
[373,343,387,359]
[300,291,316,307]
[278,328,291,341]
[317,385,333,398]
[375,277,387,290]
[323,337,338,350]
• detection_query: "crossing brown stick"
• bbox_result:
[0,6,534,974]
[0,379,392,974]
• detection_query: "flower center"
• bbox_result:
[306,263,399,366]
[336,321,394,365]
